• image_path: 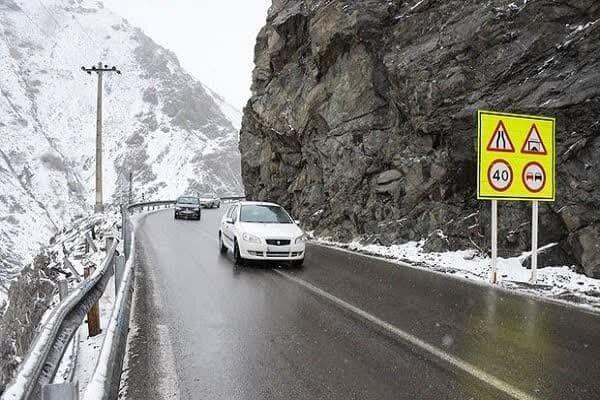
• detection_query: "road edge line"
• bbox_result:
[274,269,537,400]
[310,242,600,317]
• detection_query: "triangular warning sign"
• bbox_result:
[521,124,547,155]
[486,120,515,152]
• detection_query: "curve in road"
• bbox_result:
[123,208,600,400]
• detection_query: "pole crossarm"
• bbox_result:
[81,65,122,74]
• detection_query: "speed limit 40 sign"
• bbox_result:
[477,110,555,201]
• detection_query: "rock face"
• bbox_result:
[240,0,600,277]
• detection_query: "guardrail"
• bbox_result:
[126,196,246,213]
[1,240,119,400]
[2,196,245,400]
[79,201,174,400]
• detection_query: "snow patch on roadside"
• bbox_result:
[76,275,116,395]
[53,330,79,384]
[316,239,600,312]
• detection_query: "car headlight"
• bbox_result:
[242,233,261,244]
[295,233,308,244]
[175,207,182,211]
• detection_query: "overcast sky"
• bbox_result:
[103,0,271,110]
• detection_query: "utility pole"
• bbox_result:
[81,62,121,213]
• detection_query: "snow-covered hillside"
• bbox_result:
[0,0,243,288]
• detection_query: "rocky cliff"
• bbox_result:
[0,0,242,289]
[240,0,600,277]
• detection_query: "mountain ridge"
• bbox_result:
[0,0,242,288]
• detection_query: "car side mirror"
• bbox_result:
[294,220,301,225]
[224,218,234,224]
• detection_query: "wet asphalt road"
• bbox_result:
[125,208,600,400]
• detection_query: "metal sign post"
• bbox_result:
[477,110,555,284]
[530,200,539,283]
[490,200,498,284]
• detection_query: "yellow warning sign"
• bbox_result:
[478,110,555,201]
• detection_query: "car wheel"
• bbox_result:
[219,233,227,254]
[174,214,178,220]
[291,259,304,268]
[234,240,245,266]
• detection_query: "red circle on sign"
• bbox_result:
[522,161,546,193]
[487,159,513,192]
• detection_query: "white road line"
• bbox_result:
[274,270,537,400]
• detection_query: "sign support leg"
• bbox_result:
[490,200,498,284]
[530,200,539,283]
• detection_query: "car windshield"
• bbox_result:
[240,205,292,224]
[177,197,199,205]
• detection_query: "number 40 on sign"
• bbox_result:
[477,110,556,284]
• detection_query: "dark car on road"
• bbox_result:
[174,196,201,220]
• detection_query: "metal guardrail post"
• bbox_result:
[114,255,125,294]
[42,382,79,400]
[84,267,102,337]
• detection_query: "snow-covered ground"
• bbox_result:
[0,0,243,288]
[316,239,600,312]
[76,275,116,396]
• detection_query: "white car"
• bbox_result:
[199,193,220,208]
[218,201,306,267]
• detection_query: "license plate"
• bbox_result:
[268,246,290,252]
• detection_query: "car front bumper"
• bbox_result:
[239,243,305,260]
[175,209,200,217]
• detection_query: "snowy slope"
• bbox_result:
[0,0,243,287]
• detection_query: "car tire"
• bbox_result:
[174,214,178,220]
[234,240,245,266]
[292,259,304,268]
[219,233,227,254]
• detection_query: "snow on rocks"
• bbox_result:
[0,209,121,393]
[316,239,600,312]
[0,0,242,290]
